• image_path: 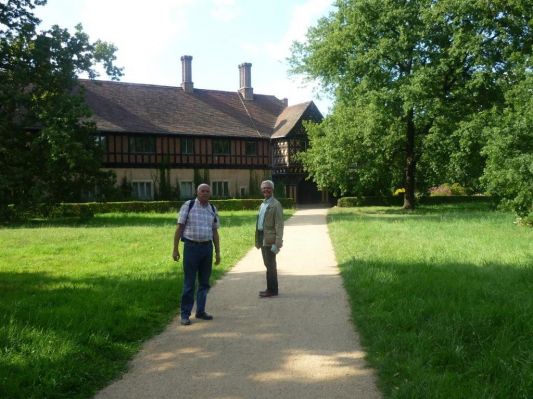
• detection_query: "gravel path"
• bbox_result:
[95,207,381,399]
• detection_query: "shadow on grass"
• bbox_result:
[330,203,512,224]
[0,269,182,399]
[338,257,533,398]
[3,213,258,229]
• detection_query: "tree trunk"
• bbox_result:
[403,108,416,209]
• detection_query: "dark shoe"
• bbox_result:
[195,312,213,320]
[181,317,191,326]
[259,290,278,298]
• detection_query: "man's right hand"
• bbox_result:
[172,248,180,261]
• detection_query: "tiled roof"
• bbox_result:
[79,79,318,139]
[272,101,313,138]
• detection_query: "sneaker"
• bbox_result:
[195,312,213,320]
[180,317,191,326]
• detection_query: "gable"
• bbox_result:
[271,101,323,139]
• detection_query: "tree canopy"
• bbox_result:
[290,0,532,212]
[482,63,533,219]
[0,0,123,218]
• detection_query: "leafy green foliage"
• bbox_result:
[337,195,492,207]
[481,72,533,218]
[26,198,296,219]
[0,0,123,217]
[290,0,533,210]
[429,182,470,196]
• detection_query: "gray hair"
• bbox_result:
[260,180,274,189]
[197,183,211,192]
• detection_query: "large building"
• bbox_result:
[82,56,325,203]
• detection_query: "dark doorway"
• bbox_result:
[297,179,322,204]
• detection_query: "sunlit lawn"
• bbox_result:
[0,210,293,399]
[328,203,533,399]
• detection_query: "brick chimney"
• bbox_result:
[238,62,253,101]
[181,55,193,93]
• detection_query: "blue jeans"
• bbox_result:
[181,241,213,318]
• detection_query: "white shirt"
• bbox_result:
[257,196,272,231]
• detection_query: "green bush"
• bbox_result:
[429,183,471,196]
[337,196,403,207]
[53,203,95,220]
[337,196,492,207]
[418,196,493,205]
[55,198,295,215]
[0,204,17,223]
[516,213,533,227]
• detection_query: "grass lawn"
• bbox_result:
[328,203,533,399]
[0,209,293,399]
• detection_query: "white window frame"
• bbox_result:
[212,181,229,198]
[132,181,153,200]
[181,138,194,155]
[179,181,194,199]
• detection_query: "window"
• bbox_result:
[94,134,106,149]
[181,138,194,154]
[212,181,229,198]
[245,141,257,155]
[180,181,194,199]
[132,181,153,200]
[129,136,155,153]
[240,186,246,197]
[213,139,230,155]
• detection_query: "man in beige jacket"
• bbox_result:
[255,180,284,297]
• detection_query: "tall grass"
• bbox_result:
[0,210,278,399]
[328,204,533,398]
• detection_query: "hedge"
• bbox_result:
[54,197,295,217]
[337,196,403,207]
[337,195,493,207]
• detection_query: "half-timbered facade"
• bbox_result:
[82,56,324,203]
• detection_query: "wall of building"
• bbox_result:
[108,167,270,199]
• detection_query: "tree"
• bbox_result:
[0,0,122,217]
[481,66,533,220]
[290,0,532,208]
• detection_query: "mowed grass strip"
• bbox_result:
[328,203,533,399]
[0,210,292,399]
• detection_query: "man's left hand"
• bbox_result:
[215,253,221,265]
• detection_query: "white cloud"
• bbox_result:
[255,0,334,112]
[266,0,332,61]
[78,0,194,83]
[210,0,240,22]
[237,0,332,76]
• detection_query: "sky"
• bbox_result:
[35,0,334,114]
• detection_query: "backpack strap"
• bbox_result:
[183,199,218,225]
[210,203,218,223]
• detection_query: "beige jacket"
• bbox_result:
[255,197,284,249]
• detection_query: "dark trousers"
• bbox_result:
[181,241,213,318]
[261,246,278,294]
